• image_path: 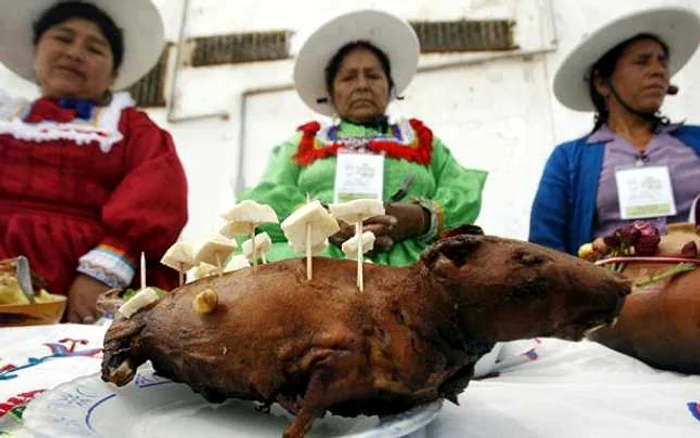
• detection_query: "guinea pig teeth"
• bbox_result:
[584,322,608,337]
[109,361,136,387]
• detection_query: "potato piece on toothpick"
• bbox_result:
[218,222,238,240]
[282,200,339,281]
[194,234,238,267]
[342,231,376,259]
[160,242,195,271]
[221,201,279,268]
[242,232,272,262]
[281,200,339,249]
[221,200,279,235]
[118,287,161,319]
[328,199,383,293]
[329,199,384,224]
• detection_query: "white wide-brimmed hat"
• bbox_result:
[553,7,700,112]
[294,9,420,117]
[0,0,164,90]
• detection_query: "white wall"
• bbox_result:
[2,0,700,243]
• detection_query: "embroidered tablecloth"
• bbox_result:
[0,324,106,437]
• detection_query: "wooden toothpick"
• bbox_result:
[305,193,313,281]
[356,223,363,292]
[306,222,312,280]
[215,252,223,276]
[177,262,184,287]
[140,252,146,290]
[250,229,257,268]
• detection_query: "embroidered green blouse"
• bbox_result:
[239,118,487,266]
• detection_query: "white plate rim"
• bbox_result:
[23,368,443,438]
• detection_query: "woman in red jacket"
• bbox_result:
[0,0,188,323]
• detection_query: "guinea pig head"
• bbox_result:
[420,235,630,343]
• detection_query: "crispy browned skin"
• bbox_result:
[589,264,700,374]
[101,234,629,438]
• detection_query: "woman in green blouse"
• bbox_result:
[240,10,487,266]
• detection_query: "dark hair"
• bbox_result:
[33,1,124,71]
[324,41,395,99]
[588,33,670,132]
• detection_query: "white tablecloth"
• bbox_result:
[1,324,699,437]
[0,324,106,437]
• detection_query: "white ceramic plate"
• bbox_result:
[23,367,442,438]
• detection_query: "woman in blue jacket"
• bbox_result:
[530,7,700,255]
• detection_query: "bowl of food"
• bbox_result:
[0,258,66,327]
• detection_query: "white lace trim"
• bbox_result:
[77,246,135,289]
[315,117,416,146]
[0,91,135,154]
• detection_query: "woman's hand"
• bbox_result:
[66,274,111,324]
[383,202,430,243]
[330,215,397,252]
[329,203,430,253]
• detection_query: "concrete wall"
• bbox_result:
[2,0,699,242]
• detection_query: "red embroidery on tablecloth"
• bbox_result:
[0,364,16,373]
[0,390,44,418]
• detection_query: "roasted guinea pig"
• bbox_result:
[101,231,629,438]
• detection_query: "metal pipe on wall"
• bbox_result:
[166,0,229,123]
[233,83,295,198]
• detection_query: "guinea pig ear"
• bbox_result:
[511,248,549,266]
[439,224,485,240]
[423,235,482,268]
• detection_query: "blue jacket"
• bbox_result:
[529,125,700,255]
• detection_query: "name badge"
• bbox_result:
[333,150,385,203]
[615,165,676,219]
